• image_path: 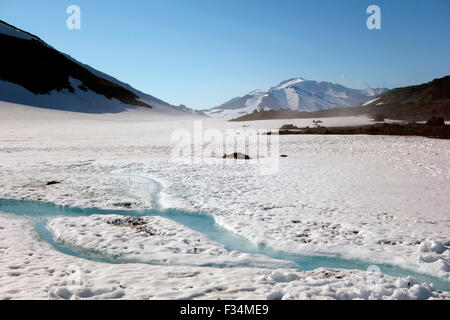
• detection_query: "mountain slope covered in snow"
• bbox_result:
[0,20,199,115]
[206,77,389,119]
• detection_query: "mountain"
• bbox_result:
[205,77,389,119]
[231,76,450,122]
[361,76,450,120]
[0,20,200,115]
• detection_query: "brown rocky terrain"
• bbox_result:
[276,117,449,139]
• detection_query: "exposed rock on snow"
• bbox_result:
[45,181,61,186]
[223,152,251,160]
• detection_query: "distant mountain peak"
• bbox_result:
[204,78,389,119]
[274,77,306,89]
[248,89,266,96]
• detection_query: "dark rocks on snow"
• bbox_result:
[113,202,133,209]
[280,124,300,130]
[223,152,251,160]
[107,217,157,236]
[45,181,60,186]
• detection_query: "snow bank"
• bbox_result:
[1,214,448,300]
[47,214,294,268]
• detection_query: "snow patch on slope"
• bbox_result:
[363,97,381,106]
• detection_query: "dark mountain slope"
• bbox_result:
[0,25,150,109]
[0,20,207,115]
[363,76,450,121]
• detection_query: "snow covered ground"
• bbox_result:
[47,214,295,268]
[0,101,449,299]
[1,215,447,300]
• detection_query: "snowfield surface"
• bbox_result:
[0,101,449,299]
[1,215,448,300]
[47,214,294,268]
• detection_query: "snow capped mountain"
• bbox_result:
[0,20,201,115]
[205,77,389,119]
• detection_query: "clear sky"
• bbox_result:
[1,0,449,109]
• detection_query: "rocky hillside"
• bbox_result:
[362,76,450,121]
[0,20,199,115]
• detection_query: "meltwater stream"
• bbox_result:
[0,198,449,291]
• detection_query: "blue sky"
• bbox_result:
[1,0,449,109]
